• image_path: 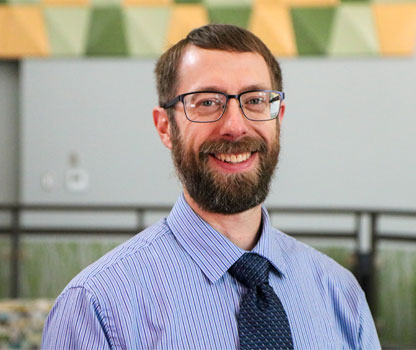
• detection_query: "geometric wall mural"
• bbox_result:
[0,0,415,58]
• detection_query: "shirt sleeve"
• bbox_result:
[42,286,112,350]
[358,293,381,350]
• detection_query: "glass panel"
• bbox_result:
[19,235,130,298]
[376,243,416,348]
[0,237,10,298]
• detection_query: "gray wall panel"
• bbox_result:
[273,58,416,209]
[20,58,416,209]
[0,62,19,204]
[20,59,180,205]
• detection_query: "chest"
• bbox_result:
[109,274,354,350]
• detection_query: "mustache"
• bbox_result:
[199,136,268,156]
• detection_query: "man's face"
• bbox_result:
[162,45,283,214]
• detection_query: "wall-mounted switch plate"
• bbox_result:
[65,168,89,192]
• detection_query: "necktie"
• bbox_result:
[229,253,294,350]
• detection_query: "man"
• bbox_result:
[42,24,380,349]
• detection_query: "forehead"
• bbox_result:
[176,45,272,94]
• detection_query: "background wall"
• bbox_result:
[17,57,416,210]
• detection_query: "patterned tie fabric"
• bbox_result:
[229,253,294,350]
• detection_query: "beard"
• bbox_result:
[170,121,280,215]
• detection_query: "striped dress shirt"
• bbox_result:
[42,194,381,350]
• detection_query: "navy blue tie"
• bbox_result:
[229,253,294,350]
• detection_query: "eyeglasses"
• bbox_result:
[162,90,285,123]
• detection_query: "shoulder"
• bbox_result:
[271,227,362,295]
[271,228,368,330]
[62,218,173,294]
[44,219,176,348]
[269,228,380,349]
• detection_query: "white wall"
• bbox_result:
[20,59,180,206]
[20,58,416,210]
[275,57,416,209]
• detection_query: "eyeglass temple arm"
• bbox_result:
[269,92,285,104]
[162,95,182,109]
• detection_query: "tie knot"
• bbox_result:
[229,253,270,288]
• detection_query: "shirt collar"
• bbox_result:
[167,194,287,283]
[251,206,288,277]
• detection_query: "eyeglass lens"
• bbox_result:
[183,91,282,122]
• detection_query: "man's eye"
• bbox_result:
[201,100,215,107]
[247,97,264,105]
[198,99,220,108]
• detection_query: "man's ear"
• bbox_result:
[278,102,285,125]
[153,107,173,150]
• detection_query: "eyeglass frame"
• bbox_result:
[161,89,285,123]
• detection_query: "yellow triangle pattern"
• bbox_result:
[166,4,209,49]
[250,1,297,57]
[373,3,416,56]
[0,6,49,58]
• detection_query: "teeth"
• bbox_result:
[215,152,252,164]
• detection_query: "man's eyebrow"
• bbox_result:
[190,84,271,93]
[240,84,271,92]
[191,86,224,93]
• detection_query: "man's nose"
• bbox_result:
[218,98,249,140]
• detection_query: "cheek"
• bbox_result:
[257,125,278,145]
[183,126,216,151]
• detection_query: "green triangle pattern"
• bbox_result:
[44,7,90,56]
[291,7,336,55]
[86,6,128,56]
[124,7,170,57]
[328,4,379,56]
[208,6,251,29]
[92,0,122,5]
[204,0,252,6]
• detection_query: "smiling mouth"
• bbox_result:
[212,152,254,164]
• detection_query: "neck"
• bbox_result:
[184,191,263,251]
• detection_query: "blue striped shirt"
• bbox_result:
[42,194,381,349]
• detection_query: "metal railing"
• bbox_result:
[1,203,416,313]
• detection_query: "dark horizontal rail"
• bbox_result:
[1,203,416,216]
[377,234,416,242]
[269,207,416,217]
[285,231,356,239]
[9,228,138,235]
[0,204,172,212]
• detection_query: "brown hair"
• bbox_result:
[154,24,283,113]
